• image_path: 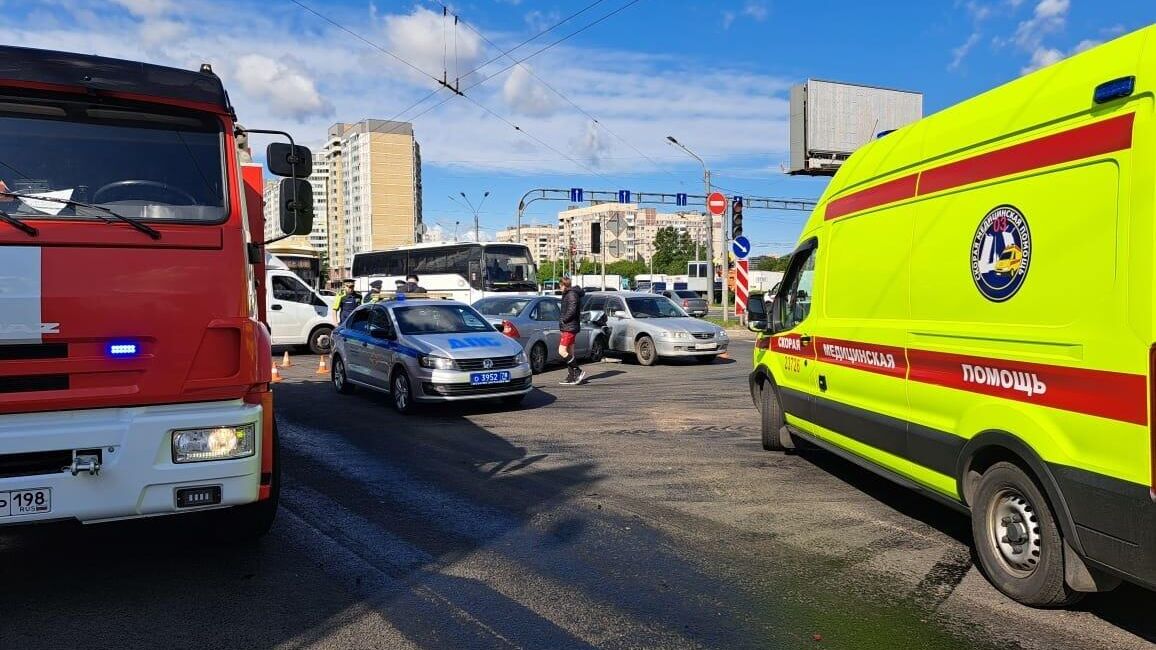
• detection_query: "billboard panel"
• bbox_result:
[789,79,922,176]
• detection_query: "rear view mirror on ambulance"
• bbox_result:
[748,26,1156,607]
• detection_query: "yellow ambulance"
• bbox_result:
[747,26,1156,606]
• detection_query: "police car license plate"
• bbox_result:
[694,343,717,350]
[470,371,511,385]
[0,488,51,517]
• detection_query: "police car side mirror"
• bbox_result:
[369,325,394,340]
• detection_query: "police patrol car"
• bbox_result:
[330,297,532,414]
[747,26,1156,607]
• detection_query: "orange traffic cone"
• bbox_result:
[271,363,283,383]
[316,355,329,375]
[280,350,292,368]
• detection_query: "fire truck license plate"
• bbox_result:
[0,488,51,517]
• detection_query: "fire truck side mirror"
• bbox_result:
[266,143,313,178]
[278,178,314,236]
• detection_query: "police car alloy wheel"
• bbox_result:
[332,356,354,394]
[392,370,414,414]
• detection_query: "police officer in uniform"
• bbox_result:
[333,279,362,324]
[363,280,384,304]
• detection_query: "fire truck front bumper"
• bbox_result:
[0,399,263,526]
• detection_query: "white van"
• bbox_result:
[266,256,334,354]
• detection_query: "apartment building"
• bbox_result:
[556,203,724,263]
[323,119,422,281]
[262,151,329,254]
[496,224,560,262]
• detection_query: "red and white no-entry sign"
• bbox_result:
[707,191,727,216]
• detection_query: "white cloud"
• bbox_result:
[743,2,769,21]
[721,11,736,29]
[1021,46,1063,73]
[1073,38,1100,54]
[502,65,557,117]
[0,1,796,176]
[949,32,982,70]
[109,0,172,17]
[381,6,484,84]
[231,54,334,121]
[524,9,560,33]
[1013,0,1069,51]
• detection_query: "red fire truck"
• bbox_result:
[0,46,313,539]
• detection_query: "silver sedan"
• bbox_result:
[581,291,728,366]
[473,295,607,374]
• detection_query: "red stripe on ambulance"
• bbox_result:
[771,333,815,359]
[907,349,1147,426]
[824,113,1135,221]
[815,338,907,379]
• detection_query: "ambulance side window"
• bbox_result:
[777,246,817,331]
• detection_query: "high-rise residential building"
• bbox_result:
[496,224,560,262]
[556,203,723,264]
[323,119,422,281]
[261,151,329,254]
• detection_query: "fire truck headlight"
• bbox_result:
[172,424,256,463]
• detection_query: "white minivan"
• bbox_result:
[266,257,334,354]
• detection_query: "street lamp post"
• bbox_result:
[449,191,490,242]
[666,136,717,313]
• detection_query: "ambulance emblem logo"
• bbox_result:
[971,205,1031,302]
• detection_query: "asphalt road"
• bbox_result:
[3,340,1156,649]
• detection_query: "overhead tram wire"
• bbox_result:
[288,0,622,182]
[459,0,645,95]
[443,1,676,184]
[455,0,607,79]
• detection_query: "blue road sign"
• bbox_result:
[675,192,687,207]
[618,190,631,203]
[732,235,751,259]
[570,188,583,203]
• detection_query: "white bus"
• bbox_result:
[351,242,539,303]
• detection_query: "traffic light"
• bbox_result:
[731,198,743,239]
[591,222,601,254]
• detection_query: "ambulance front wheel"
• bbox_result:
[760,380,787,452]
[971,462,1083,607]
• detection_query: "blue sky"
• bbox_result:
[4,0,1154,255]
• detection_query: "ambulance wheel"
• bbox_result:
[972,462,1083,607]
[635,335,657,366]
[530,343,548,374]
[308,326,334,355]
[760,380,787,452]
[332,355,355,394]
[391,368,416,415]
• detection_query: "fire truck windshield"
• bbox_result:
[0,100,227,223]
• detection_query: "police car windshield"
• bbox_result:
[394,304,495,335]
[473,297,532,317]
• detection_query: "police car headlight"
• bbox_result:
[172,424,255,463]
[515,350,528,365]
[419,355,455,370]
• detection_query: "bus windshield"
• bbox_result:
[0,99,226,222]
[484,245,537,291]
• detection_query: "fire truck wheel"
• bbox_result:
[971,461,1082,607]
[211,419,280,543]
[760,380,787,452]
